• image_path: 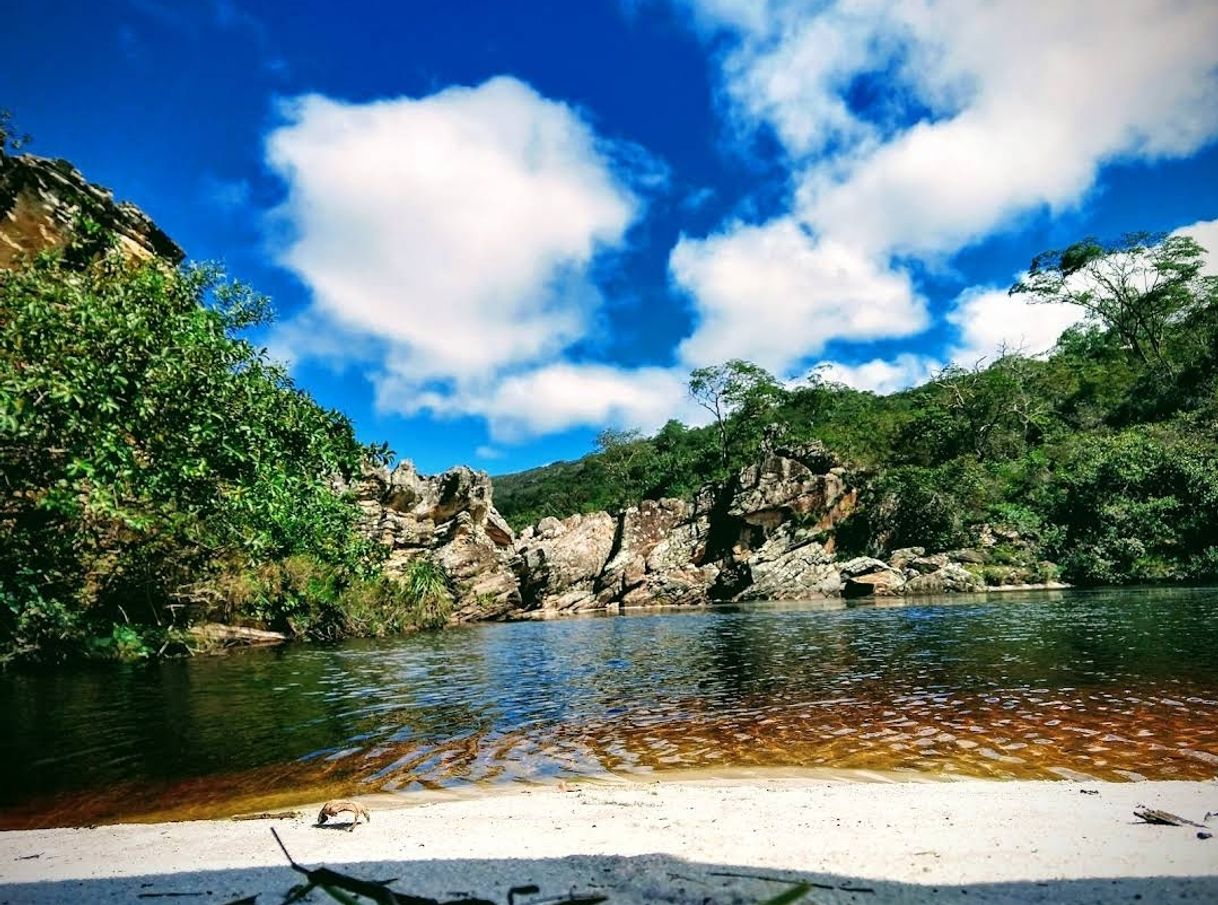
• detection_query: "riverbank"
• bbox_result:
[2,776,1215,903]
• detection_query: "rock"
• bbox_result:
[904,563,984,595]
[728,454,855,532]
[645,564,719,607]
[598,499,690,607]
[739,532,840,600]
[514,511,617,612]
[909,553,950,574]
[839,557,905,597]
[889,547,926,569]
[346,459,522,619]
[839,556,892,579]
[1,151,184,267]
[645,516,711,573]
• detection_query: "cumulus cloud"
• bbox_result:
[819,354,940,395]
[375,363,693,442]
[263,77,681,437]
[267,77,637,387]
[1174,218,1218,276]
[795,2,1218,258]
[669,0,1218,382]
[671,218,928,372]
[946,287,1088,367]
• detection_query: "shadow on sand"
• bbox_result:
[2,853,1217,904]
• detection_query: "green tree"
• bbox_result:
[595,428,658,511]
[0,245,394,658]
[1011,232,1214,373]
[688,360,787,478]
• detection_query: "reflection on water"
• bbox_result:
[3,587,1217,827]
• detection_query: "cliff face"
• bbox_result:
[0,151,184,268]
[344,461,523,620]
[351,443,1059,626]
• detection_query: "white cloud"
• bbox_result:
[796,1,1218,258]
[819,353,940,395]
[669,0,1218,378]
[946,287,1087,367]
[263,77,690,439]
[377,363,694,442]
[266,77,638,389]
[670,218,928,373]
[1174,218,1218,276]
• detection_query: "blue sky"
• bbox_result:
[4,0,1218,475]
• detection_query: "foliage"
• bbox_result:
[688,359,789,478]
[0,241,439,660]
[496,231,1218,589]
[1042,428,1218,583]
[1011,232,1216,373]
[0,109,32,153]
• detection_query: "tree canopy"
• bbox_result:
[0,240,424,661]
[497,231,1218,587]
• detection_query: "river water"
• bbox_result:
[3,587,1217,828]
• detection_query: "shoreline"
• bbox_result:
[3,775,1215,903]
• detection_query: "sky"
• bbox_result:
[4,0,1218,475]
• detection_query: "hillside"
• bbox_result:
[495,232,1218,587]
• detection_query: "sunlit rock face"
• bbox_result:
[0,151,184,268]
[498,441,1028,615]
[505,445,866,613]
[344,461,522,621]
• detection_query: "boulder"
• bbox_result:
[514,511,617,612]
[839,557,906,598]
[345,459,521,619]
[908,553,950,574]
[739,539,841,600]
[904,563,984,595]
[728,453,854,532]
[888,547,926,570]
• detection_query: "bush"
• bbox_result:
[0,243,396,660]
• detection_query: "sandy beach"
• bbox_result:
[2,775,1216,903]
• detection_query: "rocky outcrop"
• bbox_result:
[350,445,1054,622]
[1,152,184,267]
[509,444,857,611]
[515,511,618,613]
[344,461,521,621]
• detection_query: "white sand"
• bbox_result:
[2,775,1217,903]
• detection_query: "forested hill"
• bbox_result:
[495,231,1218,587]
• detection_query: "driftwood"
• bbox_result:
[1133,807,1207,827]
[232,811,300,821]
[189,624,287,647]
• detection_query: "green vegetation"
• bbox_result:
[496,232,1218,586]
[0,233,447,662]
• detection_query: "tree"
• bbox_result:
[900,349,1053,464]
[687,360,786,477]
[595,428,657,511]
[0,244,389,658]
[1011,232,1214,373]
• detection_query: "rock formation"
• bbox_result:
[1,151,184,267]
[342,461,522,621]
[328,447,1063,622]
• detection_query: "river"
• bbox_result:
[2,587,1216,828]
